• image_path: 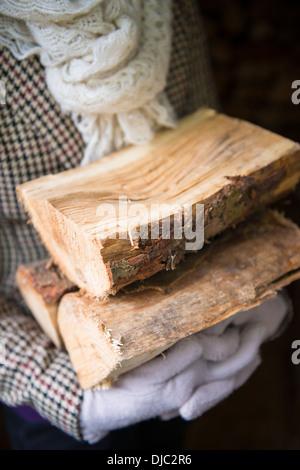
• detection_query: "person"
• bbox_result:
[0,0,289,450]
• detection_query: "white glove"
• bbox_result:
[80,293,288,443]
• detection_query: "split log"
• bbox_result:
[17,108,300,298]
[58,211,300,389]
[16,260,77,348]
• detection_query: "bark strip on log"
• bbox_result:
[57,210,300,389]
[17,108,300,298]
[17,260,77,348]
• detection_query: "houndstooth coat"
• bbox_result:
[0,0,218,440]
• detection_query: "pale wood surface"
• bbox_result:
[17,108,300,298]
[57,211,300,389]
[17,260,77,348]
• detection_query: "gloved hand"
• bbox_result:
[80,293,288,443]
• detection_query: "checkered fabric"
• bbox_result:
[0,0,218,440]
[0,299,83,437]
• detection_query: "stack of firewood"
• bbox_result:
[16,108,300,389]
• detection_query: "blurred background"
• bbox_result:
[0,0,299,450]
[181,0,300,450]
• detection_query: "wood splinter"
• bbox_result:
[56,210,300,389]
[17,108,300,299]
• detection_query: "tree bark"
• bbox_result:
[17,260,77,348]
[57,211,300,389]
[17,109,300,298]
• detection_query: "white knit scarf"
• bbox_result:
[0,0,175,164]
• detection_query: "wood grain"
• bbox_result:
[57,211,300,389]
[17,260,77,348]
[17,108,300,298]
